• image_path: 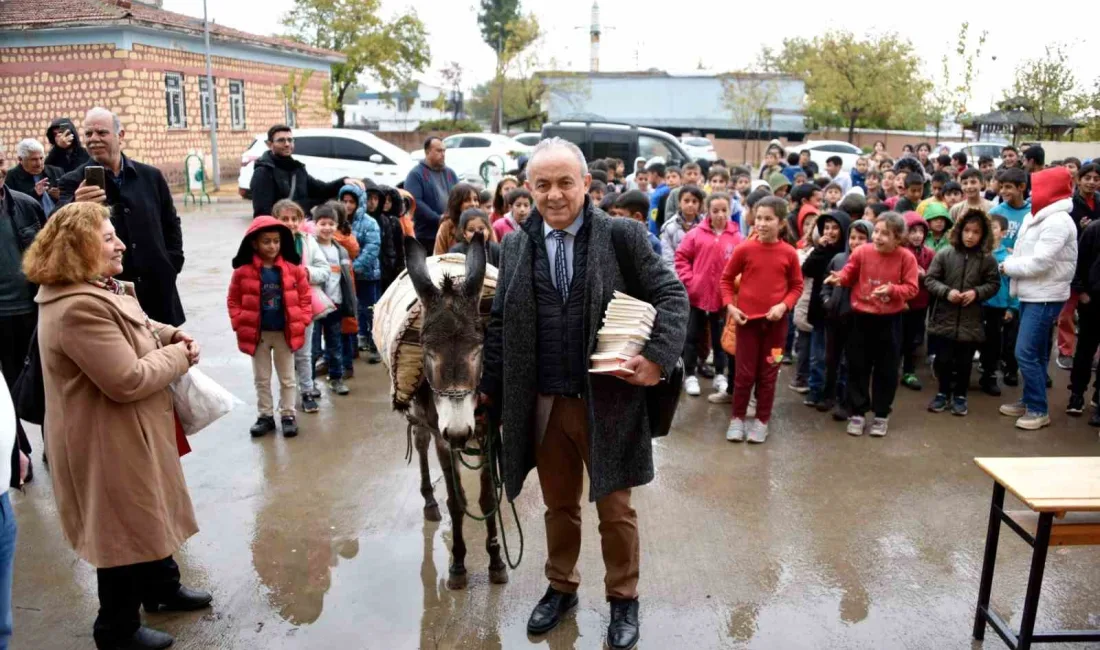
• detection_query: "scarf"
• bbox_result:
[88,277,163,342]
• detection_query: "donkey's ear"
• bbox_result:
[404,236,439,305]
[464,231,486,300]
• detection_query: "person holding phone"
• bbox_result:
[3,139,62,215]
[57,107,187,326]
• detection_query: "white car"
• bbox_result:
[679,136,718,162]
[410,133,531,183]
[513,132,542,147]
[238,128,415,198]
[786,140,863,171]
[935,141,1004,168]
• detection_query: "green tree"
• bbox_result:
[281,69,314,127]
[417,117,482,132]
[476,0,520,54]
[1007,45,1078,139]
[281,0,430,128]
[762,31,929,142]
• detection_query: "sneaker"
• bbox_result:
[1092,390,1100,409]
[684,375,701,396]
[713,374,729,394]
[929,393,949,413]
[832,404,850,422]
[747,419,769,443]
[302,396,320,414]
[901,373,923,391]
[846,416,865,436]
[816,397,835,413]
[725,418,746,442]
[869,417,889,437]
[1015,411,1051,430]
[367,349,382,364]
[329,378,350,396]
[358,336,370,352]
[1057,354,1074,370]
[788,379,810,394]
[305,387,322,400]
[802,392,822,407]
[999,401,1027,417]
[781,354,794,365]
[1067,394,1085,416]
[1003,372,1019,387]
[950,396,969,416]
[250,416,276,438]
[281,416,299,438]
[1089,409,1100,427]
[707,390,732,404]
[979,376,1002,397]
[746,395,758,419]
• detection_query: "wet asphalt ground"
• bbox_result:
[10,201,1100,649]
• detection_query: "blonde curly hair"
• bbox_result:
[22,202,113,286]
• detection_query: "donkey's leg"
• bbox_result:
[480,465,508,584]
[436,437,468,590]
[415,426,441,522]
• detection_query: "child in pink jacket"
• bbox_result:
[675,191,744,396]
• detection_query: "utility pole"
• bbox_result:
[495,21,504,134]
[202,0,220,189]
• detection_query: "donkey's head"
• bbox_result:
[405,234,487,447]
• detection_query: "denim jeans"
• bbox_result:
[341,334,356,372]
[0,492,15,649]
[356,279,381,344]
[1015,301,1064,414]
[808,325,827,398]
[312,311,344,380]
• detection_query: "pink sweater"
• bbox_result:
[833,244,920,315]
[675,220,743,312]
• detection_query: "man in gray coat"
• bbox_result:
[479,138,688,650]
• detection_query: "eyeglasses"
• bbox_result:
[273,137,294,144]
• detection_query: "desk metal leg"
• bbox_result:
[1016,512,1053,650]
[973,482,1005,641]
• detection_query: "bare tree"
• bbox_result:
[721,73,781,165]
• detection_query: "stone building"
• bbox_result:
[0,0,343,184]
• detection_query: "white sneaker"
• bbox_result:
[746,395,758,419]
[684,375,701,396]
[707,390,732,404]
[869,417,889,437]
[713,374,729,394]
[726,418,746,442]
[747,419,769,443]
[847,415,865,436]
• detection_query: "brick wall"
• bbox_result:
[0,42,331,186]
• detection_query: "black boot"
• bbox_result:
[249,416,276,438]
[96,626,174,650]
[527,585,578,635]
[143,585,212,613]
[607,598,640,650]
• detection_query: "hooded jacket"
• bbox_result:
[227,217,311,355]
[44,118,90,174]
[822,219,874,321]
[903,211,936,310]
[1071,189,1100,234]
[1003,167,1079,303]
[803,211,849,327]
[674,218,743,312]
[341,184,382,281]
[249,150,344,217]
[660,213,701,269]
[923,202,954,252]
[373,186,405,289]
[924,210,1001,342]
[1072,218,1100,299]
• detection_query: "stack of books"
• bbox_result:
[590,292,656,375]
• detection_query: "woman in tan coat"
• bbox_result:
[23,203,211,650]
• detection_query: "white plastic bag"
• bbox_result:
[170,368,242,436]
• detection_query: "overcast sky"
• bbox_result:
[165,0,1098,115]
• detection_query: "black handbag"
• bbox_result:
[609,219,683,438]
[12,327,45,425]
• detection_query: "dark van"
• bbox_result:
[540,121,692,168]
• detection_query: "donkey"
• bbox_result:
[402,234,508,590]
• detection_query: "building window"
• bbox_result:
[420,100,434,109]
[164,72,185,128]
[284,97,297,128]
[199,77,217,128]
[229,80,246,130]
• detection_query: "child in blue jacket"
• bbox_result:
[979,213,1020,396]
[340,184,382,364]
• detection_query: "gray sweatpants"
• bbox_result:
[294,322,315,398]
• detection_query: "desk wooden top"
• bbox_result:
[975,457,1100,512]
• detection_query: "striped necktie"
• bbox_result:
[552,229,569,302]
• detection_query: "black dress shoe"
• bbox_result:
[97,626,174,650]
[527,585,578,635]
[281,416,299,438]
[143,586,212,613]
[607,598,640,650]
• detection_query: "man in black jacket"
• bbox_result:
[249,124,363,217]
[58,107,187,326]
[4,139,62,216]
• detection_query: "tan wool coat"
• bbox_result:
[36,282,198,569]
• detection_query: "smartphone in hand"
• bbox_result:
[84,165,106,190]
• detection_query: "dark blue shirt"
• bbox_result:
[259,266,285,331]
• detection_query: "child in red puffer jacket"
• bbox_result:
[675,192,743,397]
[228,216,312,438]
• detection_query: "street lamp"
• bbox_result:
[494,20,504,134]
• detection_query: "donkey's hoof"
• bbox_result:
[446,568,468,590]
[424,504,442,522]
[489,566,509,585]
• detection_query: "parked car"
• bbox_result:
[237,128,415,198]
[540,121,693,169]
[935,141,1004,168]
[513,132,542,147]
[410,133,531,183]
[679,135,718,162]
[785,140,863,171]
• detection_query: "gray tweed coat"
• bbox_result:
[480,199,689,502]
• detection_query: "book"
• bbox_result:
[590,293,656,373]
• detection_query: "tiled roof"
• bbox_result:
[0,0,344,61]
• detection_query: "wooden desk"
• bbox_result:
[972,457,1100,650]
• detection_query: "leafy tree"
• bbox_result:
[281,69,314,127]
[438,61,465,124]
[720,73,782,164]
[281,0,430,128]
[926,22,987,141]
[417,118,483,132]
[762,31,929,142]
[476,0,520,54]
[1007,45,1078,139]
